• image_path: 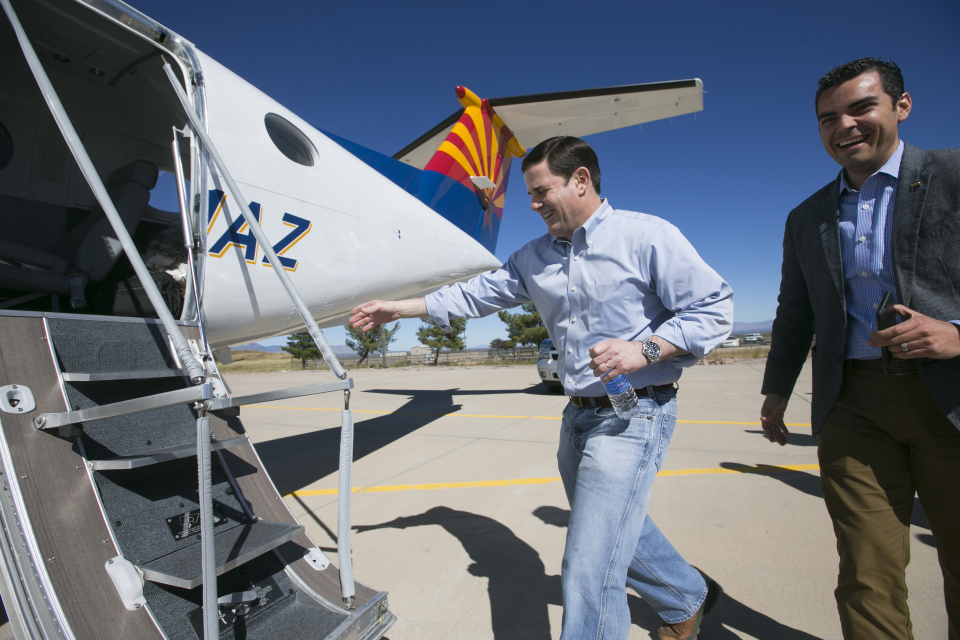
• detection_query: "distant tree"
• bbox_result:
[344,322,400,365]
[416,317,467,365]
[282,332,320,369]
[497,303,548,346]
[489,338,515,350]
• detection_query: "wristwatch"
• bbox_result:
[641,339,661,364]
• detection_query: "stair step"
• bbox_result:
[139,520,303,589]
[142,551,350,640]
[88,436,246,471]
[62,369,186,382]
[47,317,178,373]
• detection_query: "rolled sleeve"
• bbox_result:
[649,224,734,361]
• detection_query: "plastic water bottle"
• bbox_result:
[604,375,641,419]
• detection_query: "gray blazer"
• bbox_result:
[762,143,960,435]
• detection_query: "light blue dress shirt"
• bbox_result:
[838,141,903,360]
[425,200,734,396]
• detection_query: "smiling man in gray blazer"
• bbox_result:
[759,58,960,639]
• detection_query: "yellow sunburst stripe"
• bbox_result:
[450,121,483,176]
[285,464,820,497]
[465,108,489,175]
[437,140,479,181]
[243,404,812,427]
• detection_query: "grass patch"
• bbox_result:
[706,345,771,360]
[218,350,294,373]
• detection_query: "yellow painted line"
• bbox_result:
[656,463,820,478]
[677,419,812,427]
[244,404,812,427]
[284,463,820,497]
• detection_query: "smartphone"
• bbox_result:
[875,291,895,367]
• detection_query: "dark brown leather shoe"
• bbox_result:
[657,578,720,640]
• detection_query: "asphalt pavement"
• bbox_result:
[226,360,946,640]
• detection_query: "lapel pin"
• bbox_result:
[910,182,922,192]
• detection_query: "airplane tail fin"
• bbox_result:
[418,86,526,254]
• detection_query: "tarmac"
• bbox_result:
[122,361,952,638]
[225,360,946,640]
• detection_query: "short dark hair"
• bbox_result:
[815,58,904,114]
[521,136,601,195]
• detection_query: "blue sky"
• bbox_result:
[141,0,960,351]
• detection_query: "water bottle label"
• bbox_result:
[603,375,632,396]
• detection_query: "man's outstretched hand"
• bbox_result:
[866,304,960,359]
[349,298,427,332]
[760,393,790,446]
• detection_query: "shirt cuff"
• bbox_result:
[423,292,452,333]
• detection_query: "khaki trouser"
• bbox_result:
[819,364,960,640]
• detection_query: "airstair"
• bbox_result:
[0,314,392,639]
[0,0,395,637]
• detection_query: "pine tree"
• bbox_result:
[344,322,400,365]
[416,317,467,365]
[497,303,548,346]
[281,332,320,369]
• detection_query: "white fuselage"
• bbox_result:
[195,53,500,348]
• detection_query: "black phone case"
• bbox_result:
[875,291,895,366]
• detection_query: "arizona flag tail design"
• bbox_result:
[419,87,526,254]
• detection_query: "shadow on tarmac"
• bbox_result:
[355,506,562,640]
[532,506,825,639]
[744,429,817,446]
[717,463,934,547]
[253,386,548,494]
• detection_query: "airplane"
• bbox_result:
[0,0,704,638]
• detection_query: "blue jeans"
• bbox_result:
[557,388,707,639]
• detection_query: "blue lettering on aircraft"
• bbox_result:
[261,213,312,271]
[207,191,311,271]
[208,201,263,264]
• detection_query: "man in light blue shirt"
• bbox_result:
[352,136,733,640]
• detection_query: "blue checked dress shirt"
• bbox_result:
[425,200,734,396]
[838,141,903,360]
[839,141,960,360]
[840,142,903,360]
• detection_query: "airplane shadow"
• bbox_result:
[744,429,817,447]
[354,506,562,640]
[717,463,934,547]
[251,387,555,495]
[532,506,825,639]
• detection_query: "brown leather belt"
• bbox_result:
[569,383,675,408]
[844,358,918,376]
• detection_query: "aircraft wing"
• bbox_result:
[393,79,703,168]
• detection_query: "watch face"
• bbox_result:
[644,340,661,361]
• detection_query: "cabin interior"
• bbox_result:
[0,0,194,319]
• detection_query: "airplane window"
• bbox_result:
[264,113,317,166]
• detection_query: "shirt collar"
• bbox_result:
[839,140,904,194]
[552,199,612,247]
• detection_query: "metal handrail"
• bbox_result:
[207,380,352,412]
[0,0,205,384]
[33,383,213,430]
[161,61,347,381]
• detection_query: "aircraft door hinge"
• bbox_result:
[192,72,204,87]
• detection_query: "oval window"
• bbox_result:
[264,113,317,166]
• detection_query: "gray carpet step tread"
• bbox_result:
[48,317,178,373]
[139,520,303,589]
[143,553,349,640]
